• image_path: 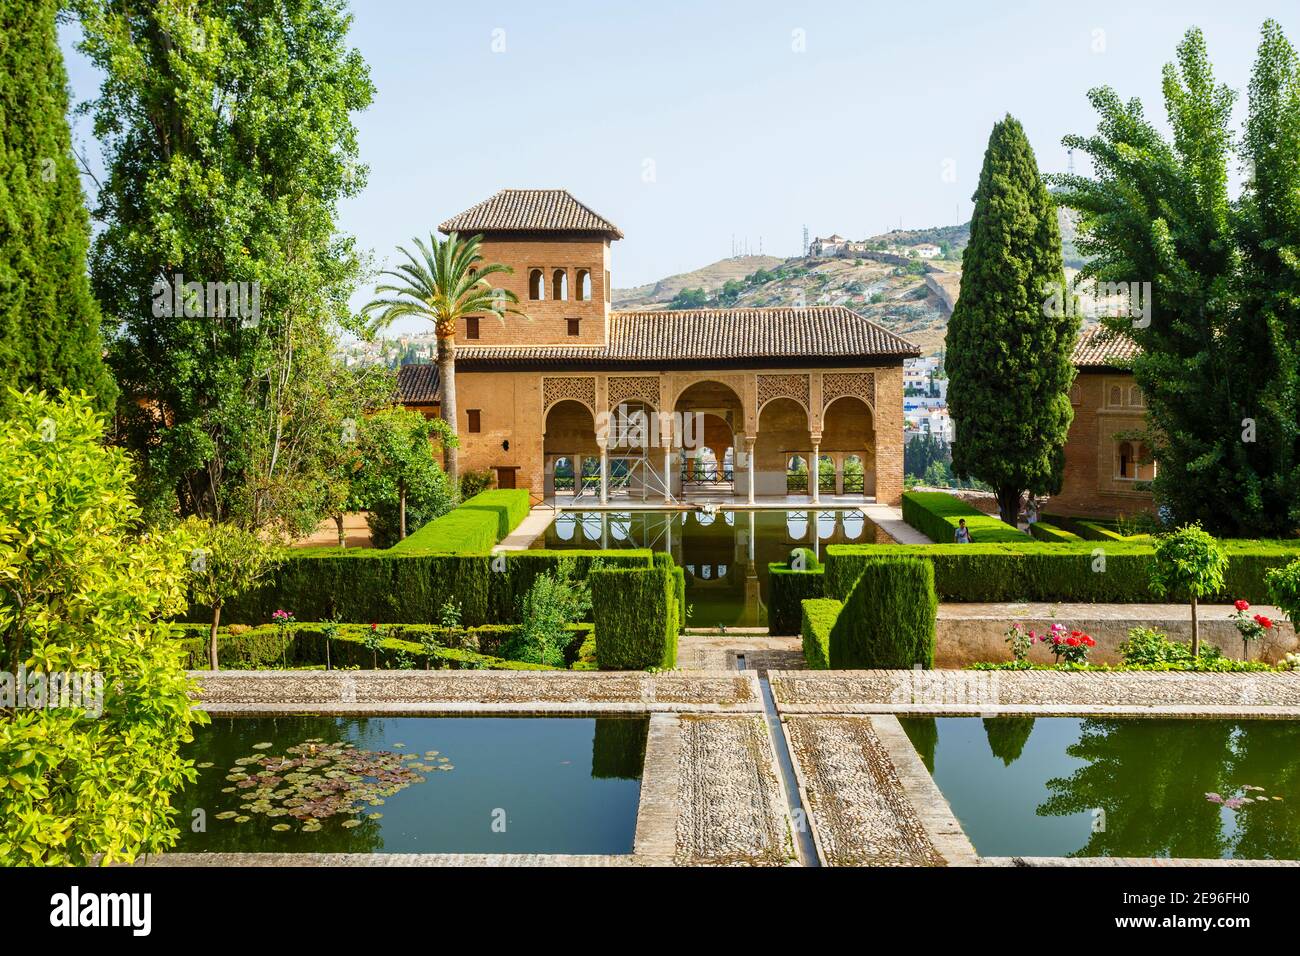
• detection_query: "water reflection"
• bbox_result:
[541,509,891,627]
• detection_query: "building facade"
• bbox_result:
[1050,325,1156,518]
[399,189,919,504]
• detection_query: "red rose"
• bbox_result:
[1235,600,1250,612]
[1254,615,1273,629]
[1083,635,1096,646]
[370,622,378,631]
[1066,637,1080,646]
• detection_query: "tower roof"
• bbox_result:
[439,189,623,239]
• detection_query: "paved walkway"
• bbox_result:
[495,505,557,551]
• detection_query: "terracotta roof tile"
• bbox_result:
[439,189,623,239]
[396,363,440,403]
[454,306,919,370]
[1072,323,1140,369]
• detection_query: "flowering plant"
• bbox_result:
[1039,623,1096,664]
[1005,622,1035,662]
[1229,600,1275,660]
[271,608,295,626]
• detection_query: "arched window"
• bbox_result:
[1129,386,1144,407]
[528,269,544,300]
[1109,385,1122,407]
[576,269,591,301]
[1135,442,1157,481]
[552,269,568,301]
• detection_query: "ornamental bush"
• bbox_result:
[800,598,843,669]
[902,491,1027,544]
[829,557,937,669]
[591,565,678,670]
[768,548,825,635]
[0,391,204,865]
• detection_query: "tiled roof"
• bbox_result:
[453,307,920,370]
[396,363,440,402]
[439,189,623,239]
[1072,323,1140,369]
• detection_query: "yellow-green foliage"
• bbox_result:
[0,391,206,865]
[800,598,842,669]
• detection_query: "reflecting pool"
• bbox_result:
[176,716,647,854]
[535,508,891,628]
[901,716,1300,860]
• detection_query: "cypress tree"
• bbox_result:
[0,0,115,408]
[945,115,1075,525]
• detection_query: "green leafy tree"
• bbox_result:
[0,391,204,865]
[1266,557,1300,626]
[1053,23,1300,535]
[186,521,282,670]
[0,1,115,409]
[73,0,375,536]
[945,115,1075,525]
[1149,523,1228,657]
[351,407,456,545]
[363,233,521,486]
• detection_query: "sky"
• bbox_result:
[59,0,1298,331]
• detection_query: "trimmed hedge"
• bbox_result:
[824,540,1300,604]
[801,598,842,669]
[653,552,687,631]
[902,491,1027,544]
[192,548,658,626]
[829,557,937,669]
[170,622,593,671]
[591,565,678,670]
[1028,520,1082,543]
[391,489,530,553]
[768,548,825,635]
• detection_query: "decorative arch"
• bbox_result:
[756,373,810,416]
[822,372,876,415]
[542,376,597,415]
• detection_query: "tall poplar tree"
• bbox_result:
[0,0,115,408]
[73,0,375,535]
[945,115,1075,525]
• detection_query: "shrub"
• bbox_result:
[829,557,937,668]
[1119,626,1198,665]
[1267,557,1300,625]
[0,391,204,865]
[768,548,825,635]
[1149,523,1229,656]
[591,565,678,670]
[823,540,1298,604]
[902,490,1027,544]
[1028,520,1081,543]
[801,598,842,669]
[459,468,495,498]
[510,568,591,666]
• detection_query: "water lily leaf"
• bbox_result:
[367,812,383,820]
[272,824,291,832]
[341,819,362,829]
[215,811,237,820]
[197,762,214,769]
[252,742,273,750]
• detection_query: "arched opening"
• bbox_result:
[529,269,544,301]
[755,397,811,497]
[544,400,598,497]
[817,454,836,494]
[822,396,875,498]
[1117,440,1134,479]
[674,380,743,496]
[576,269,591,301]
[552,269,568,301]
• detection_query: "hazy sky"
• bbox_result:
[60,0,1297,327]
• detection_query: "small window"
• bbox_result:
[605,270,611,302]
[552,269,568,301]
[467,409,481,433]
[528,269,544,301]
[1129,385,1143,407]
[466,316,480,340]
[576,269,591,301]
[567,318,580,336]
[1109,385,1122,407]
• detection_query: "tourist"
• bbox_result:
[954,518,973,544]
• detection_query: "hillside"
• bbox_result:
[611,211,1086,358]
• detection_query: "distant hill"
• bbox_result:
[611,211,1087,358]
[614,255,785,309]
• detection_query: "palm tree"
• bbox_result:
[363,233,521,486]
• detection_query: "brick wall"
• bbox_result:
[1050,370,1155,518]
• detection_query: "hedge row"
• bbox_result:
[829,557,936,668]
[1043,513,1147,543]
[591,565,678,670]
[824,540,1300,604]
[800,598,841,669]
[171,621,594,671]
[1028,520,1082,543]
[901,491,1027,544]
[390,488,531,553]
[768,548,825,636]
[190,549,658,626]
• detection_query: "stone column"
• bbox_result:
[660,412,674,504]
[835,455,844,496]
[598,442,609,505]
[745,436,757,505]
[811,436,822,505]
